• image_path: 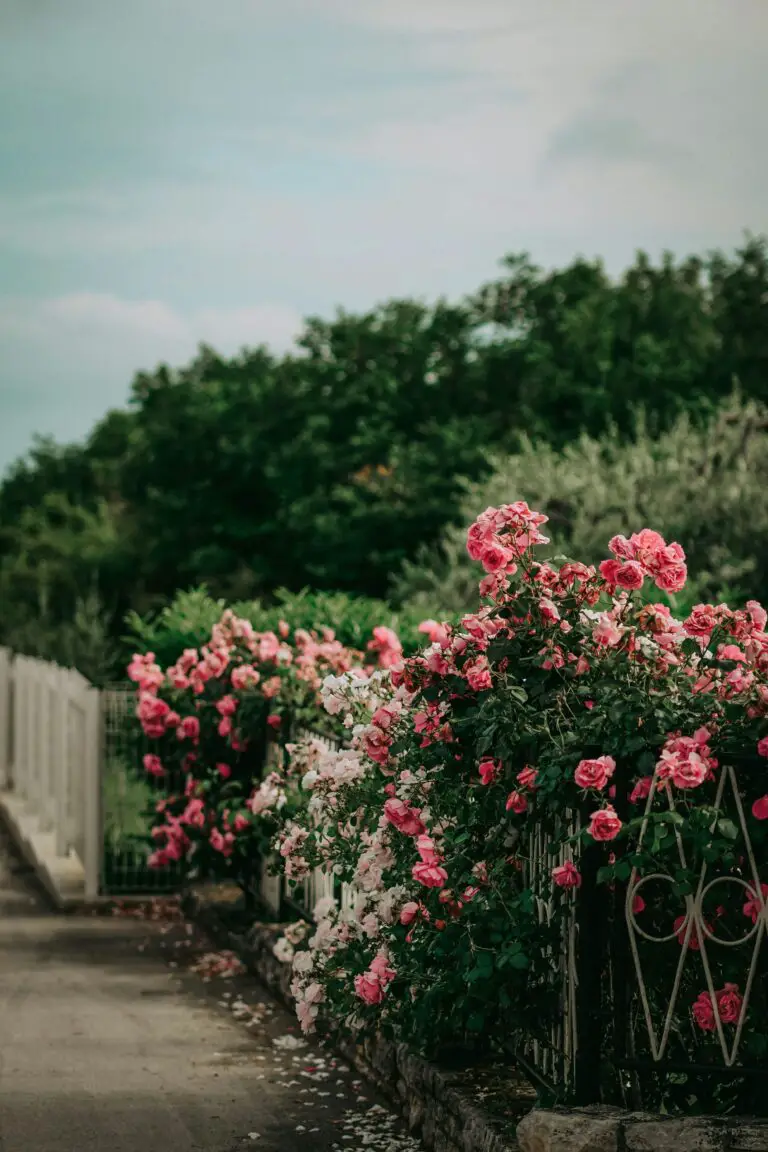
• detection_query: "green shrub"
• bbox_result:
[392,393,768,619]
[124,585,436,669]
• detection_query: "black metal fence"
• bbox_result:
[522,758,768,1116]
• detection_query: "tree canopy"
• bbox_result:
[2,237,767,676]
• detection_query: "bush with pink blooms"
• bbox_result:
[128,610,404,897]
[274,504,768,1114]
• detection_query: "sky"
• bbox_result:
[1,0,767,475]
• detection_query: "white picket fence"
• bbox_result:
[0,647,358,918]
[0,647,102,903]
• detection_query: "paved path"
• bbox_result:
[0,827,421,1152]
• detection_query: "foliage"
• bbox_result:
[393,393,768,618]
[102,752,156,852]
[0,586,118,686]
[124,585,432,671]
[3,239,768,659]
[273,504,768,1115]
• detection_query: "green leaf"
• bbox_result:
[717,818,738,841]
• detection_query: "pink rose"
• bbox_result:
[673,915,702,950]
[177,715,200,742]
[261,675,281,699]
[210,827,235,857]
[717,983,743,1025]
[383,798,426,838]
[758,737,768,758]
[630,776,652,804]
[505,790,527,814]
[415,835,440,864]
[231,664,259,690]
[466,519,494,560]
[362,726,392,766]
[216,694,238,717]
[142,754,164,777]
[464,657,492,692]
[353,972,386,1005]
[747,599,768,631]
[478,757,501,786]
[752,795,768,820]
[684,605,718,638]
[598,558,622,585]
[517,766,538,790]
[574,755,616,791]
[614,560,645,591]
[592,616,624,647]
[233,812,250,833]
[608,534,635,561]
[216,762,232,779]
[412,861,449,888]
[692,991,716,1032]
[588,805,622,842]
[369,953,395,983]
[181,798,206,828]
[267,713,282,730]
[418,619,450,647]
[654,562,687,593]
[743,883,768,925]
[372,705,398,731]
[480,540,515,574]
[399,901,420,926]
[552,862,581,889]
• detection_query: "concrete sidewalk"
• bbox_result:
[0,830,422,1152]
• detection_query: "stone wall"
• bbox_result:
[516,1104,768,1152]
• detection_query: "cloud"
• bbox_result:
[0,292,303,471]
[0,291,303,371]
[1,0,766,472]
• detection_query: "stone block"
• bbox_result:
[408,1095,425,1134]
[623,1116,768,1152]
[517,1107,620,1152]
[433,1129,459,1152]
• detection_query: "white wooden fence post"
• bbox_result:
[26,661,39,814]
[54,667,70,856]
[15,657,29,801]
[82,685,103,900]
[12,656,24,798]
[38,663,54,831]
[0,648,10,790]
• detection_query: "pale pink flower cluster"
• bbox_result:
[248,772,286,816]
[367,626,403,669]
[466,501,550,577]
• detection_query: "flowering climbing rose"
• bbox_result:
[261,501,768,1104]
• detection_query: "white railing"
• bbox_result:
[278,727,361,924]
[0,647,102,900]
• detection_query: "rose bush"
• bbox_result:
[128,610,401,896]
[272,503,768,1113]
